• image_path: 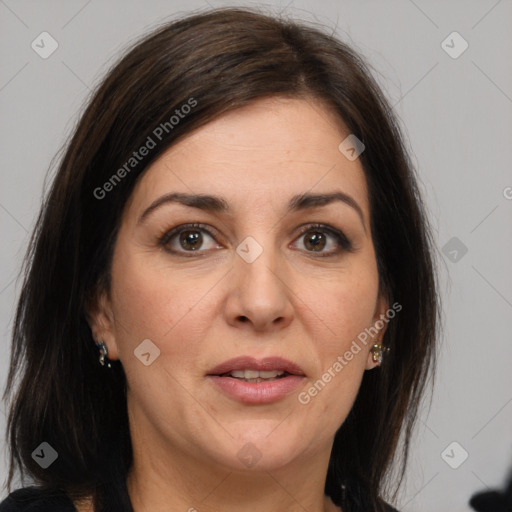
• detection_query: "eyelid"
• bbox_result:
[158,223,219,249]
[292,223,354,254]
[158,222,354,256]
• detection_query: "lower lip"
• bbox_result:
[207,375,304,404]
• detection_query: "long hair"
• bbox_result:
[2,7,440,511]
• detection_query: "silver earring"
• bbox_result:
[97,341,112,369]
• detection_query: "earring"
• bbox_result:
[370,343,390,365]
[340,482,347,502]
[96,341,112,369]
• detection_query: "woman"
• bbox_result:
[1,6,440,512]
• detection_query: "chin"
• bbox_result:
[204,431,309,472]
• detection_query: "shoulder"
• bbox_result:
[0,487,77,512]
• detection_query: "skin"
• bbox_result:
[86,96,389,512]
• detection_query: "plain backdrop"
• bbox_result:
[1,1,511,511]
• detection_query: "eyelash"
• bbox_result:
[158,222,354,258]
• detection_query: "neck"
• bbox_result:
[127,461,340,512]
[126,416,341,512]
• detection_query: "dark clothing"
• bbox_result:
[0,487,77,511]
[470,477,512,512]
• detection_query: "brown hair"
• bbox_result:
[3,6,440,511]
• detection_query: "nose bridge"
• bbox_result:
[232,198,278,269]
[236,232,281,291]
[228,230,293,329]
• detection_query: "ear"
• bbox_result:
[365,291,390,370]
[84,286,120,360]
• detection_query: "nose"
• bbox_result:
[223,238,294,333]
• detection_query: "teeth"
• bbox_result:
[244,370,260,379]
[228,369,285,379]
[259,370,283,378]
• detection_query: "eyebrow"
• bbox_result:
[137,191,366,231]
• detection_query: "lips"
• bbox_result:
[206,356,306,404]
[207,356,306,377]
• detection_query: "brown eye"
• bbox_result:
[303,231,327,252]
[159,223,219,255]
[178,230,203,251]
[294,224,354,257]
[159,222,354,258]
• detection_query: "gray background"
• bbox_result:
[1,0,511,511]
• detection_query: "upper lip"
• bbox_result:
[207,356,305,376]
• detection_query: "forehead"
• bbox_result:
[127,97,370,220]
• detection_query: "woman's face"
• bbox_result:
[90,97,388,473]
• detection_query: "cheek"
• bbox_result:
[292,264,378,423]
[109,243,217,363]
[109,247,216,421]
[296,266,379,354]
